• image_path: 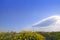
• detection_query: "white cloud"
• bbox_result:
[24,16,60,32]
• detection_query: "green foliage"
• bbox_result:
[50,32,60,40]
[0,31,45,40]
[0,31,60,40]
[38,32,60,40]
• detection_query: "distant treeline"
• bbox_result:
[0,31,60,40]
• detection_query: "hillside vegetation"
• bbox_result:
[0,31,60,40]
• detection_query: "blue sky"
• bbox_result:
[0,0,60,32]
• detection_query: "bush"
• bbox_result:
[0,31,45,40]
